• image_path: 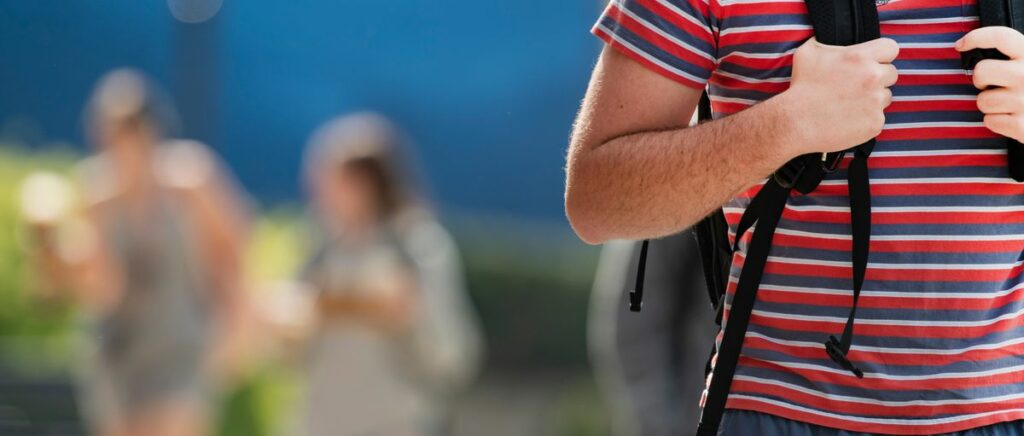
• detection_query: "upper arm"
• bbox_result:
[571,0,720,155]
[571,47,706,156]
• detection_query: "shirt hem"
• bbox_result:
[725,398,1024,435]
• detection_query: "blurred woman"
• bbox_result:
[27,69,250,436]
[298,113,482,436]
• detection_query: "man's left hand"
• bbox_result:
[957,27,1024,141]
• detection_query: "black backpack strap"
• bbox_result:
[1009,134,1024,182]
[696,179,791,436]
[964,0,1024,181]
[824,140,873,378]
[694,140,876,435]
[808,0,880,381]
[634,92,718,314]
[692,91,732,318]
[628,239,649,312]
[693,209,732,319]
[695,1,880,434]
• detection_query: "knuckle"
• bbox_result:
[793,49,809,65]
[871,113,887,132]
[842,49,865,64]
[796,38,819,56]
[1012,62,1024,82]
[861,70,881,89]
[793,46,813,65]
[867,67,884,84]
[888,64,900,79]
[871,89,887,106]
[794,43,810,57]
[1005,116,1024,135]
[1013,92,1024,112]
[997,30,1013,51]
[1014,115,1024,132]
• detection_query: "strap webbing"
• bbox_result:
[631,91,715,314]
[695,0,880,430]
[628,240,649,312]
[1009,142,1024,182]
[697,145,875,435]
[695,180,790,436]
[825,141,874,378]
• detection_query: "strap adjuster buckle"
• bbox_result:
[825,336,864,378]
[628,290,642,312]
[772,159,806,189]
[821,152,843,173]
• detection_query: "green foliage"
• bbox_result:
[0,145,79,370]
[219,210,307,436]
[454,216,601,369]
[245,207,310,283]
[216,364,301,436]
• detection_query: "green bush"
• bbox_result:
[0,145,79,372]
[453,216,601,370]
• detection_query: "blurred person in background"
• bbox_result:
[24,69,251,436]
[296,113,482,436]
[588,235,717,436]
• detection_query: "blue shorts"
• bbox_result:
[719,410,1024,436]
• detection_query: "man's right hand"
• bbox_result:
[782,37,900,157]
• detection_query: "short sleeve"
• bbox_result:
[592,0,719,89]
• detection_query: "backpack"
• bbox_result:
[623,0,1024,434]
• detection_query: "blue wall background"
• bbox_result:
[0,0,602,222]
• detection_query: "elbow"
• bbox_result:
[566,202,606,245]
[565,166,611,246]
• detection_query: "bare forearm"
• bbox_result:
[566,37,899,244]
[566,92,803,243]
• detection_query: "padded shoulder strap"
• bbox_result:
[977,0,1024,29]
[805,0,880,46]
[694,2,881,435]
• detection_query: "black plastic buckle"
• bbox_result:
[628,290,642,312]
[822,152,843,173]
[772,159,807,189]
[824,336,864,378]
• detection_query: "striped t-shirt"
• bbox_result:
[593,0,1024,434]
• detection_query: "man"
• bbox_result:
[565,0,1024,434]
